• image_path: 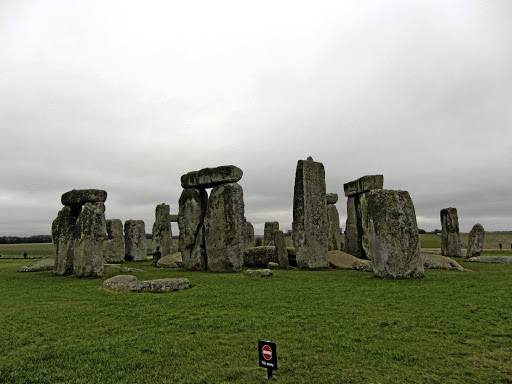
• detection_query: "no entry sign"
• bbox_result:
[258,340,277,379]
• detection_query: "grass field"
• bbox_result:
[1,254,511,383]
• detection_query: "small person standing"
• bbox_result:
[499,243,503,251]
[152,246,162,267]
[23,252,28,259]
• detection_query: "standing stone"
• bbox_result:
[292,157,329,269]
[274,230,290,268]
[344,175,383,259]
[264,222,279,246]
[104,219,125,263]
[178,188,208,270]
[204,182,245,271]
[124,220,147,261]
[152,203,172,256]
[466,223,485,258]
[244,220,255,249]
[326,193,341,251]
[361,190,424,278]
[440,207,461,257]
[52,205,81,275]
[73,202,106,277]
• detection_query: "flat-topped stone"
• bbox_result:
[102,275,191,293]
[326,193,338,204]
[61,189,107,205]
[181,165,243,189]
[343,175,383,197]
[468,256,512,264]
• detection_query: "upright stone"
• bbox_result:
[292,157,329,268]
[73,202,106,277]
[361,190,423,278]
[104,219,125,263]
[52,205,81,275]
[326,193,341,251]
[124,220,147,261]
[264,222,279,246]
[274,230,290,269]
[178,188,208,270]
[244,220,255,249]
[204,182,245,271]
[440,207,461,257]
[152,203,172,256]
[466,223,485,258]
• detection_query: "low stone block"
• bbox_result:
[61,189,107,205]
[19,259,55,272]
[102,275,191,292]
[243,269,273,277]
[423,254,468,271]
[343,175,383,197]
[243,246,276,267]
[467,256,512,264]
[157,253,183,268]
[328,250,372,271]
[181,165,243,189]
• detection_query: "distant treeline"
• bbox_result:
[0,235,52,244]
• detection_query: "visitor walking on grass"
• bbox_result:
[152,246,162,267]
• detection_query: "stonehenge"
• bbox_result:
[152,203,172,256]
[466,223,485,258]
[292,157,329,269]
[124,220,147,261]
[104,219,125,263]
[264,221,279,246]
[326,193,341,251]
[440,207,461,257]
[179,165,245,272]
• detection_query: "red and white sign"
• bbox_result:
[262,344,272,360]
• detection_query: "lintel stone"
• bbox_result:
[181,165,243,189]
[62,189,107,205]
[343,175,383,197]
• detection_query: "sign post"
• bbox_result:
[258,340,277,379]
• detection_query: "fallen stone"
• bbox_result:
[157,253,183,268]
[181,165,243,189]
[328,250,372,271]
[467,256,512,264]
[61,189,107,205]
[466,223,485,258]
[267,262,279,269]
[422,254,468,271]
[102,275,191,293]
[243,246,276,267]
[19,259,55,272]
[343,175,383,197]
[243,269,273,277]
[105,265,145,273]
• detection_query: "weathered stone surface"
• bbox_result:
[440,207,461,257]
[243,246,276,267]
[169,214,179,222]
[328,250,372,271]
[204,182,245,271]
[243,269,273,277]
[423,254,468,271]
[104,219,125,263]
[344,195,366,258]
[466,223,485,258]
[178,188,208,270]
[152,203,172,256]
[274,230,290,269]
[105,264,144,273]
[264,221,279,246]
[327,204,341,251]
[181,165,243,189]
[243,220,255,249]
[287,247,297,267]
[343,175,383,197]
[19,258,55,272]
[326,193,339,204]
[267,262,279,269]
[361,190,424,278]
[124,220,147,262]
[157,253,183,268]
[292,157,329,268]
[102,275,191,293]
[61,189,107,206]
[73,202,106,277]
[468,256,512,264]
[52,205,81,275]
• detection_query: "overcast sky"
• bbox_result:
[1,0,511,237]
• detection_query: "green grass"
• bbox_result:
[0,243,54,259]
[1,257,511,383]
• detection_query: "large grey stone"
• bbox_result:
[243,220,255,249]
[327,204,341,251]
[61,189,107,206]
[440,207,461,257]
[343,175,383,197]
[468,256,512,264]
[19,258,55,272]
[104,219,125,263]
[52,205,81,275]
[243,246,276,267]
[157,253,183,268]
[328,250,372,271]
[361,190,424,278]
[264,221,279,246]
[204,182,245,272]
[423,254,467,271]
[345,195,366,258]
[124,220,147,262]
[73,202,106,277]
[178,188,208,270]
[152,203,172,256]
[326,193,338,204]
[102,275,191,293]
[466,223,485,258]
[274,230,290,269]
[292,157,329,269]
[181,165,243,189]
[243,269,273,277]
